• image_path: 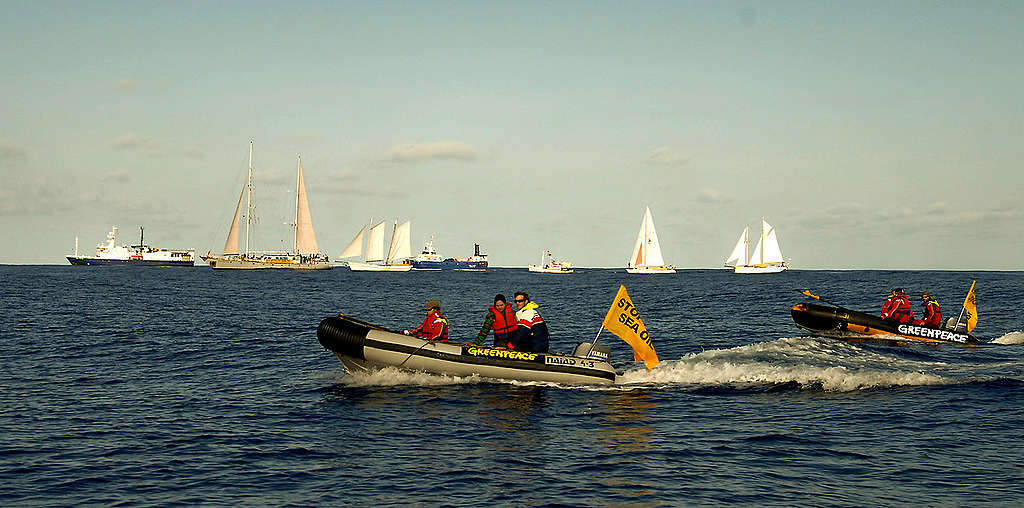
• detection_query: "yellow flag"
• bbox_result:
[602,285,659,369]
[962,280,978,332]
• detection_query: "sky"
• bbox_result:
[1,1,1022,269]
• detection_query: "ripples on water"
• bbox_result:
[1,266,1022,506]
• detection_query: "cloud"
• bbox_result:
[110,133,165,158]
[101,169,132,183]
[385,141,480,162]
[111,133,153,150]
[0,140,27,166]
[646,146,691,166]
[697,188,732,204]
[313,168,408,198]
[114,79,137,91]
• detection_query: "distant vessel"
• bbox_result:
[67,226,194,266]
[528,250,574,273]
[409,237,488,271]
[202,141,331,270]
[340,220,413,272]
[626,206,676,274]
[725,217,788,274]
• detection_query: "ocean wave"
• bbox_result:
[990,331,1024,345]
[616,337,948,392]
[325,367,484,387]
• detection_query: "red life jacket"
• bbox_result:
[920,299,941,327]
[882,294,914,323]
[489,305,517,336]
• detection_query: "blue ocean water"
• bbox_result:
[2,266,1023,506]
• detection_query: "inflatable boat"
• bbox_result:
[317,314,618,385]
[791,302,980,345]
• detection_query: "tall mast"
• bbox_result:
[244,140,253,257]
[294,155,301,254]
[745,226,753,266]
[759,217,766,264]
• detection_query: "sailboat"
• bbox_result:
[340,219,413,271]
[626,206,676,274]
[725,217,787,274]
[528,250,574,273]
[202,141,331,270]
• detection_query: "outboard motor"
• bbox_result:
[572,342,611,361]
[945,317,968,332]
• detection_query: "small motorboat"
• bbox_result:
[791,302,980,345]
[317,314,617,385]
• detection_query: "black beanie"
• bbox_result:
[494,294,507,305]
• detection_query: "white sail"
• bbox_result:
[760,219,784,264]
[223,184,245,255]
[629,217,646,268]
[365,220,387,262]
[725,226,748,267]
[386,220,412,264]
[339,225,366,259]
[294,156,320,255]
[642,207,666,267]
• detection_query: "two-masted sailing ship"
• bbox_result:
[724,217,788,274]
[202,141,330,270]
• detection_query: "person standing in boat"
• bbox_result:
[403,299,449,341]
[913,291,942,328]
[510,291,549,353]
[474,294,518,347]
[880,288,915,324]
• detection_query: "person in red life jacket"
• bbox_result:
[403,299,449,341]
[880,288,915,324]
[510,291,549,353]
[913,291,942,327]
[474,294,517,347]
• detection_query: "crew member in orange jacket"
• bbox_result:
[474,294,517,347]
[914,291,942,327]
[403,299,449,341]
[881,288,915,324]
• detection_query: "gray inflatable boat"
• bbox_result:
[317,314,617,385]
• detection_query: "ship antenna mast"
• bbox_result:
[245,140,253,257]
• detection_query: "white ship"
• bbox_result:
[67,226,194,266]
[626,206,676,274]
[202,141,331,270]
[724,217,788,274]
[339,219,413,271]
[528,250,574,273]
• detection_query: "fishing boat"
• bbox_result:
[528,250,574,273]
[792,284,981,345]
[67,226,194,266]
[339,220,413,271]
[202,142,330,270]
[316,314,616,385]
[409,237,488,271]
[626,206,675,274]
[725,217,788,274]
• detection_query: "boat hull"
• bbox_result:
[528,265,574,274]
[202,254,331,270]
[791,302,979,345]
[410,259,488,271]
[626,266,676,274]
[67,256,194,267]
[317,315,617,385]
[347,261,412,272]
[733,264,787,274]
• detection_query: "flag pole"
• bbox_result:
[586,325,604,359]
[953,280,976,331]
